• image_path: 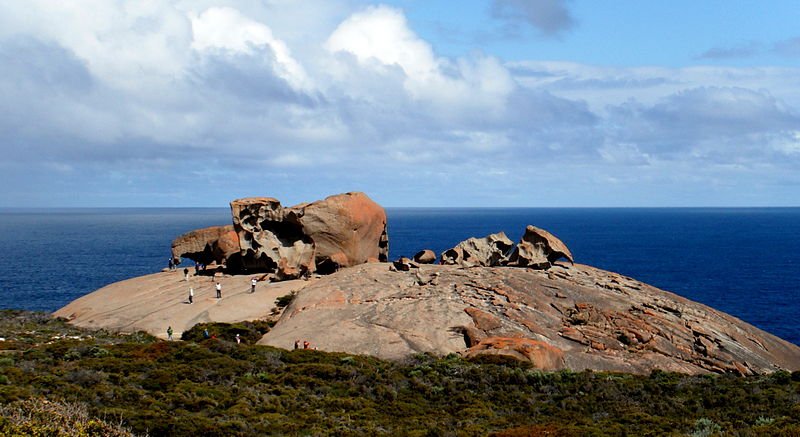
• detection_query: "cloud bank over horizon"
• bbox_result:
[1,1,799,207]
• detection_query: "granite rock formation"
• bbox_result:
[170,225,239,267]
[260,262,800,374]
[440,232,515,267]
[172,192,388,279]
[413,249,436,264]
[230,197,316,279]
[441,227,573,271]
[507,225,574,269]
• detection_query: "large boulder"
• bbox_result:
[288,192,389,272]
[507,225,574,269]
[171,225,239,266]
[413,249,436,264]
[440,232,514,267]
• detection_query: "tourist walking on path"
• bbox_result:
[215,282,222,299]
[183,267,189,281]
[167,326,173,341]
[188,287,194,304]
[251,278,257,293]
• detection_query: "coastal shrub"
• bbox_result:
[274,291,296,308]
[0,397,135,437]
[689,417,722,437]
[2,310,800,436]
[181,320,271,344]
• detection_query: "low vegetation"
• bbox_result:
[1,310,799,436]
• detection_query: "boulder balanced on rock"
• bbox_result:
[172,192,388,279]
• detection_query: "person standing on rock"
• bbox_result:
[167,326,173,341]
[215,282,222,299]
[251,277,257,293]
[303,340,310,350]
[294,339,300,350]
[183,267,189,281]
[188,287,194,304]
[168,257,174,271]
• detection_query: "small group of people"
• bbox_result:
[186,282,221,303]
[294,339,313,350]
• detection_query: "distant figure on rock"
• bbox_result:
[215,282,222,299]
[251,278,257,293]
[194,262,199,276]
[294,339,300,350]
[235,333,241,344]
[203,329,210,339]
[188,287,194,304]
[167,326,173,341]
[183,268,189,281]
[303,340,310,350]
[168,258,174,270]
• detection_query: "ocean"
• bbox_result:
[1,207,798,346]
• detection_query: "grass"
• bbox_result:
[1,310,799,436]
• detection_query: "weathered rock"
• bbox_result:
[413,249,436,264]
[463,337,566,370]
[171,225,239,266]
[230,197,315,279]
[440,232,514,267]
[507,225,574,269]
[392,257,418,271]
[288,192,388,272]
[260,262,800,374]
[173,192,388,280]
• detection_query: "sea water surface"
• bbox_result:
[0,207,798,346]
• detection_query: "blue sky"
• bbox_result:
[0,0,799,207]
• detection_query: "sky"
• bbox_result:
[1,0,799,207]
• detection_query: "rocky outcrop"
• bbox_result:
[441,226,573,271]
[463,337,566,370]
[413,249,436,264]
[230,197,315,279]
[171,225,239,266]
[289,192,389,272]
[172,192,388,279]
[260,262,800,374]
[440,232,514,267]
[507,225,574,269]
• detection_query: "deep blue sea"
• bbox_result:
[1,208,798,346]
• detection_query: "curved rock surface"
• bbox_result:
[171,225,239,266]
[260,263,800,374]
[53,270,310,339]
